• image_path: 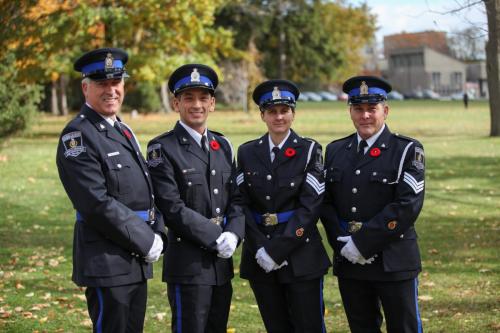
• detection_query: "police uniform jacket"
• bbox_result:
[237,130,331,283]
[56,104,166,288]
[147,122,245,285]
[321,126,425,281]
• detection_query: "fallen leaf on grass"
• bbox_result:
[1,311,12,318]
[153,312,166,321]
[421,281,435,287]
[15,307,23,312]
[418,295,433,301]
[479,268,491,273]
[72,294,86,301]
[27,177,36,183]
[22,311,34,318]
[25,292,34,297]
[428,249,439,255]
[81,319,93,327]
[39,316,48,323]
[48,259,59,267]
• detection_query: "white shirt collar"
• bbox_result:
[268,130,291,153]
[357,124,386,151]
[179,120,208,148]
[86,102,117,126]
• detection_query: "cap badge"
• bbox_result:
[272,86,281,100]
[190,68,200,82]
[105,53,114,71]
[360,81,369,95]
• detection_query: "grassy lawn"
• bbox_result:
[0,100,498,332]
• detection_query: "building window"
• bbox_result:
[450,72,462,89]
[432,72,441,89]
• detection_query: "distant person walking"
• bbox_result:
[463,92,469,109]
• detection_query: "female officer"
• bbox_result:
[236,79,331,333]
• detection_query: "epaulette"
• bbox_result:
[240,137,261,147]
[150,130,173,143]
[392,132,415,142]
[67,113,87,127]
[328,133,356,145]
[302,136,320,146]
[210,130,225,137]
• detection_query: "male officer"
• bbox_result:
[147,64,245,333]
[320,76,425,333]
[56,48,166,332]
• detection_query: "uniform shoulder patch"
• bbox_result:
[412,146,425,170]
[147,143,163,167]
[61,131,86,157]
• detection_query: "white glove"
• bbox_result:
[273,260,288,271]
[337,236,374,265]
[145,233,163,263]
[216,232,238,258]
[255,247,278,273]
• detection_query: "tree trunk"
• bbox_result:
[51,80,60,116]
[59,74,69,116]
[485,0,500,136]
[160,81,172,113]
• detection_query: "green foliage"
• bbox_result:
[125,81,162,113]
[0,53,42,138]
[215,0,376,87]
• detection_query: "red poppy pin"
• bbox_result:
[369,147,381,157]
[284,147,296,158]
[210,140,220,151]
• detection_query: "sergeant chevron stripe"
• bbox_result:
[403,172,424,194]
[236,173,244,186]
[306,173,325,195]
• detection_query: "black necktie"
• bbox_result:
[114,121,125,138]
[358,140,368,157]
[272,146,280,164]
[201,135,208,154]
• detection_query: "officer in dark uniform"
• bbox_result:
[147,64,245,333]
[237,80,331,333]
[320,76,425,333]
[56,48,166,332]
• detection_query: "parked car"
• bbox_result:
[337,92,349,101]
[422,89,440,99]
[298,93,310,102]
[303,91,323,102]
[387,90,404,100]
[318,91,338,101]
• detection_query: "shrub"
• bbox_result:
[0,53,42,138]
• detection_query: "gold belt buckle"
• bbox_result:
[348,221,363,233]
[211,216,223,226]
[262,213,278,226]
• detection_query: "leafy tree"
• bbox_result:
[0,52,42,138]
[216,0,376,88]
[0,0,238,114]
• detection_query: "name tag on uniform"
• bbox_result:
[107,151,120,157]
